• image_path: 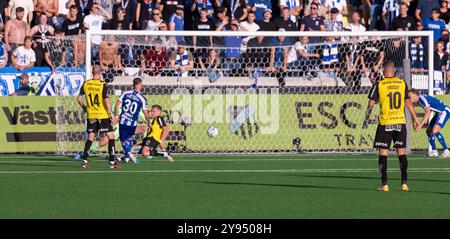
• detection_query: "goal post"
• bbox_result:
[55,29,437,154]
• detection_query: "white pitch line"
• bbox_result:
[0,168,450,174]
[0,157,432,164]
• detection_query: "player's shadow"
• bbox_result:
[294,174,450,184]
[188,180,450,196]
[187,180,372,192]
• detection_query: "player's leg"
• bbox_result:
[394,125,409,191]
[81,119,99,168]
[433,111,449,157]
[427,114,439,157]
[373,124,391,192]
[101,119,121,168]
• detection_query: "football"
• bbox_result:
[207,126,219,138]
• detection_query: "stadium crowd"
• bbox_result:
[0,0,449,92]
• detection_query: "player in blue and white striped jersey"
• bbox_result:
[408,89,450,158]
[113,78,151,163]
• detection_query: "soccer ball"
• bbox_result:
[207,126,219,138]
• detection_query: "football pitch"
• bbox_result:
[1,153,450,219]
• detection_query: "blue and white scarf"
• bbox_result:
[410,42,424,68]
[322,41,338,64]
[384,0,400,28]
[175,50,189,76]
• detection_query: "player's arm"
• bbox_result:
[160,125,169,148]
[102,85,113,119]
[143,108,151,125]
[77,83,87,112]
[416,106,431,131]
[114,98,121,123]
[405,98,419,127]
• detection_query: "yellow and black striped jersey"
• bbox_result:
[147,116,167,142]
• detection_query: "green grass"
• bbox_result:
[0,153,450,218]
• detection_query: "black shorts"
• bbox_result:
[142,137,160,149]
[87,118,114,134]
[373,124,407,149]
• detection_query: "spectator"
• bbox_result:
[4,7,30,60]
[29,13,55,67]
[161,0,179,22]
[61,5,83,36]
[439,0,449,23]
[0,0,8,30]
[84,3,111,63]
[44,29,68,69]
[364,0,382,30]
[392,2,417,30]
[170,43,194,77]
[11,36,36,71]
[10,73,36,96]
[324,0,348,23]
[53,0,70,31]
[303,0,325,17]
[268,29,292,86]
[415,0,440,23]
[434,40,447,70]
[279,0,302,24]
[300,3,325,43]
[422,8,446,44]
[222,0,247,21]
[73,31,85,67]
[96,0,114,29]
[155,21,177,49]
[120,35,143,67]
[112,0,136,29]
[319,36,340,78]
[112,6,132,30]
[381,0,400,30]
[247,0,271,22]
[325,7,344,32]
[192,0,215,18]
[245,34,271,74]
[221,21,243,76]
[410,36,425,73]
[135,0,160,30]
[33,0,59,26]
[144,40,169,76]
[147,8,163,30]
[169,5,185,42]
[67,0,93,18]
[345,11,366,32]
[275,7,297,31]
[99,35,123,82]
[198,48,221,77]
[257,8,277,31]
[0,32,8,68]
[7,0,34,24]
[287,36,320,77]
[361,36,385,78]
[440,28,449,44]
[384,37,406,72]
[192,8,215,48]
[344,36,364,92]
[239,11,260,32]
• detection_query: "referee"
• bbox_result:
[367,61,419,192]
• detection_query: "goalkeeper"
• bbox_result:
[141,104,174,162]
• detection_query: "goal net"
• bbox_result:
[49,30,434,154]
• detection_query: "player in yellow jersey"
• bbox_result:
[77,65,122,169]
[367,61,419,192]
[141,105,173,162]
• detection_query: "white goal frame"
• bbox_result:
[83,30,435,153]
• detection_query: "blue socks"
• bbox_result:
[436,132,448,150]
[429,132,448,150]
[428,134,437,150]
[121,140,134,156]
